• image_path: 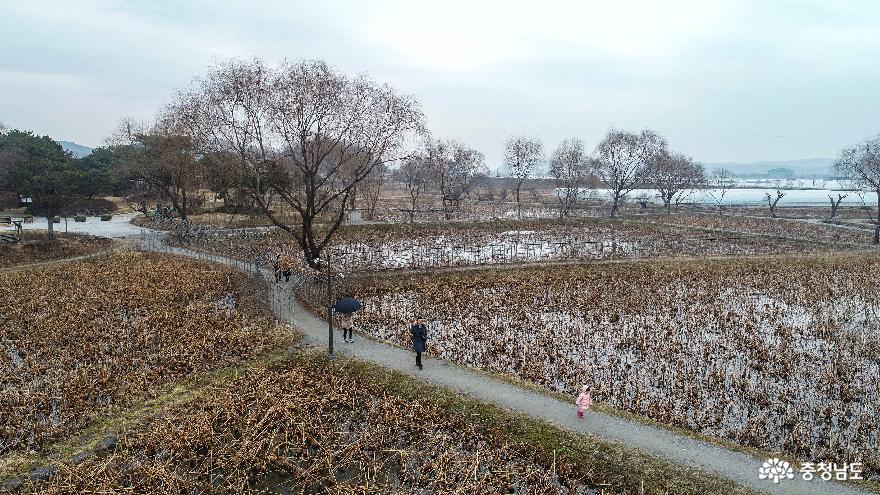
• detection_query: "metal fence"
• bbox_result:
[145,222,830,276]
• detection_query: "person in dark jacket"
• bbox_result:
[410,319,428,370]
[274,254,283,283]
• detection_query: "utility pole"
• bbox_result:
[325,252,335,358]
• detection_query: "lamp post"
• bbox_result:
[319,253,335,358]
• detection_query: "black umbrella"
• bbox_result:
[334,297,362,314]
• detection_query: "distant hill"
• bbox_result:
[59,141,93,158]
[704,158,834,178]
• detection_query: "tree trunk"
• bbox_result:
[610,190,623,218]
[180,189,188,221]
[46,214,55,240]
[875,191,880,245]
[410,195,417,223]
[442,197,453,220]
[515,180,523,219]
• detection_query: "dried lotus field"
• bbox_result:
[172,217,851,274]
[0,250,760,494]
[648,212,876,246]
[8,354,758,495]
[0,252,293,457]
[349,252,880,478]
[0,233,113,268]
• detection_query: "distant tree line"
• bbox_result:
[4,60,880,250]
[0,129,137,238]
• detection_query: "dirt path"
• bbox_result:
[146,242,875,495]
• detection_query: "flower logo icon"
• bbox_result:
[759,458,795,484]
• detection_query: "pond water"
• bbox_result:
[581,186,877,207]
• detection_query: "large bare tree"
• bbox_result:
[651,151,705,214]
[425,139,485,220]
[169,59,424,267]
[835,135,880,244]
[504,135,543,219]
[593,129,666,217]
[549,138,590,218]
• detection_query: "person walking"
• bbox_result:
[274,254,283,283]
[576,384,592,417]
[410,319,428,370]
[340,314,354,343]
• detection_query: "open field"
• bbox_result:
[349,253,880,478]
[0,234,113,268]
[0,252,293,456]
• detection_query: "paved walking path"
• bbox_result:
[147,242,874,495]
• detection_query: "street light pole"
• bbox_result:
[326,251,334,358]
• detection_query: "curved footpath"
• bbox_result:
[147,242,874,495]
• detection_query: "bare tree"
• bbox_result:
[828,193,847,220]
[125,131,202,222]
[706,168,736,214]
[394,155,433,223]
[593,129,666,217]
[549,138,590,218]
[468,172,495,202]
[504,136,543,219]
[765,190,785,217]
[834,135,880,244]
[105,117,145,147]
[357,162,389,220]
[169,59,424,267]
[651,151,705,214]
[426,139,485,220]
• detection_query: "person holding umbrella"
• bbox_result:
[410,319,428,370]
[334,296,362,343]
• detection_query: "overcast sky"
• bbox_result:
[1,0,878,166]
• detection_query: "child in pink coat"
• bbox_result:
[576,385,592,417]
